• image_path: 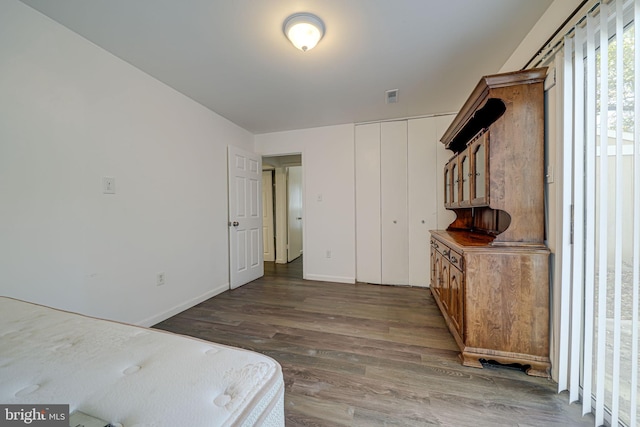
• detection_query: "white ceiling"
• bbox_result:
[19,0,553,134]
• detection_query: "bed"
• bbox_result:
[0,296,284,427]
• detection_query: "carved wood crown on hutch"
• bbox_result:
[440,67,548,247]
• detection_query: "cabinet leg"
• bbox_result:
[460,351,551,378]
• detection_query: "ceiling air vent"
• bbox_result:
[385,89,399,104]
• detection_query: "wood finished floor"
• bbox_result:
[153,258,594,426]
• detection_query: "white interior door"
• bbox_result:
[405,115,456,287]
[262,170,275,262]
[355,123,382,284]
[381,120,408,285]
[228,146,263,289]
[287,166,303,262]
[274,167,288,264]
[407,117,438,287]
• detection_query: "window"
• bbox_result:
[557,0,639,425]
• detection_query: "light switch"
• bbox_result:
[103,176,115,194]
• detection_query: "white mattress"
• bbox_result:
[0,297,284,427]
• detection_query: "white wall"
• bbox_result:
[500,0,582,73]
[0,0,254,326]
[0,0,578,329]
[255,124,356,283]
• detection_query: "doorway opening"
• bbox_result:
[262,154,303,276]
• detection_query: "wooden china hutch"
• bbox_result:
[429,68,551,377]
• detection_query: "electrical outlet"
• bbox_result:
[157,272,165,286]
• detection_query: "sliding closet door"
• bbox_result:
[356,119,447,286]
[381,121,409,285]
[355,121,409,285]
[407,118,436,286]
[355,123,382,284]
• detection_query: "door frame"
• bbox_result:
[287,165,303,262]
[262,170,275,262]
[261,152,305,275]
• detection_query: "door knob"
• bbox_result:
[231,221,239,227]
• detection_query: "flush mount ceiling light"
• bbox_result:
[283,13,325,52]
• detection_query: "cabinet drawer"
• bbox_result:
[430,238,445,255]
[447,248,463,270]
[436,243,463,271]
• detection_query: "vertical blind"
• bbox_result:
[558,0,640,425]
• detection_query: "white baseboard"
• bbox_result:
[137,282,229,327]
[409,283,430,288]
[304,274,355,284]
